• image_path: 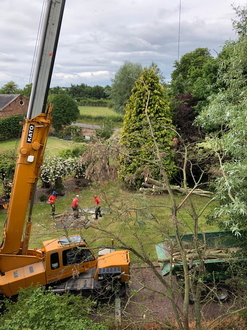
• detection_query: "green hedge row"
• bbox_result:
[0,115,24,141]
[78,114,123,123]
[77,98,110,106]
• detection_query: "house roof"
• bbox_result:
[0,94,20,111]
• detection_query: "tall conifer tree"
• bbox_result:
[118,67,176,188]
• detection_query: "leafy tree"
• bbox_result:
[21,83,32,98]
[66,83,107,101]
[118,67,176,189]
[0,81,21,94]
[110,61,143,114]
[171,92,213,187]
[51,93,79,132]
[0,286,107,330]
[172,93,201,143]
[91,85,106,99]
[196,8,247,232]
[104,85,111,99]
[170,48,214,96]
[232,4,247,37]
[49,85,66,95]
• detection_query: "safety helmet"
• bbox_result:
[52,191,57,194]
[76,195,79,198]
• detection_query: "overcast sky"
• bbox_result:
[0,0,246,89]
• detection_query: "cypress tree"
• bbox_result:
[118,67,176,189]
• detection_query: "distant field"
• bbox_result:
[78,106,120,117]
[78,106,123,126]
[0,138,78,157]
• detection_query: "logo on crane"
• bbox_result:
[27,124,35,143]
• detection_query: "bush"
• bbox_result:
[59,145,88,159]
[96,119,114,140]
[0,115,24,141]
[39,194,47,202]
[0,286,108,330]
[0,150,17,181]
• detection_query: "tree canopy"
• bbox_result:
[110,61,143,114]
[196,8,247,232]
[51,94,80,132]
[0,81,21,94]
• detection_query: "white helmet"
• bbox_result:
[76,195,79,198]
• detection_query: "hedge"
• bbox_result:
[0,115,24,141]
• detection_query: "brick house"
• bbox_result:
[0,94,29,118]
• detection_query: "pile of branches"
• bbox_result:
[158,247,236,265]
[139,177,214,197]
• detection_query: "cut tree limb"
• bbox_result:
[140,177,213,197]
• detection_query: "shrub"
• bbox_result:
[0,286,108,330]
[0,115,24,141]
[39,194,47,202]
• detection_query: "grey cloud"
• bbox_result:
[0,0,245,88]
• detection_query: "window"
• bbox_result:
[62,246,95,266]
[19,100,24,106]
[50,252,59,270]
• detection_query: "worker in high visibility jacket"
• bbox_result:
[94,195,102,220]
[48,191,57,216]
[71,195,79,219]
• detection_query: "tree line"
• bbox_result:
[0,81,110,103]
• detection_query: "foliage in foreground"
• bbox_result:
[0,287,108,330]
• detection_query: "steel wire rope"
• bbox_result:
[29,0,46,85]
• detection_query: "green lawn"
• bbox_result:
[0,179,219,263]
[0,137,80,157]
[78,106,120,117]
[77,106,123,127]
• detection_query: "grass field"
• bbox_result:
[0,176,219,263]
[0,137,80,157]
[78,106,120,117]
[78,106,123,126]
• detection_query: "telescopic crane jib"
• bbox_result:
[0,0,130,300]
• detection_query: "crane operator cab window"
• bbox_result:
[50,252,60,270]
[62,246,95,266]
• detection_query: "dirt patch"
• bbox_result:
[120,265,238,328]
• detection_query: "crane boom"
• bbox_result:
[28,0,66,119]
[0,0,66,255]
